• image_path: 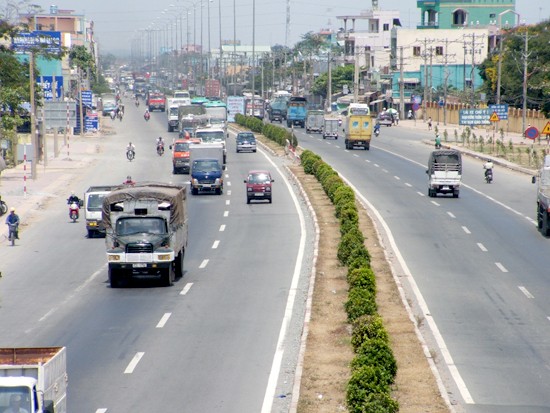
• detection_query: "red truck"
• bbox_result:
[205,79,221,99]
[147,92,166,112]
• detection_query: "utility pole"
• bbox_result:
[399,46,405,121]
[521,27,532,135]
[428,46,433,103]
[29,51,37,180]
[463,32,485,107]
[327,50,332,111]
[417,38,434,121]
[442,38,455,125]
[353,46,360,102]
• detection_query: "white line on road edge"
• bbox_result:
[212,240,220,249]
[199,259,209,269]
[260,150,307,413]
[447,212,456,218]
[219,224,226,231]
[477,243,488,252]
[462,226,471,234]
[156,313,171,328]
[495,262,508,273]
[342,176,468,409]
[518,286,534,298]
[180,283,193,295]
[124,352,144,374]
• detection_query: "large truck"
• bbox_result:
[194,126,227,165]
[426,149,462,198]
[205,79,221,99]
[534,155,550,235]
[147,92,166,112]
[268,98,287,122]
[204,101,228,136]
[189,143,224,195]
[178,105,206,135]
[344,103,372,150]
[84,185,117,238]
[0,347,67,413]
[287,96,307,128]
[103,183,188,287]
[166,102,180,132]
[306,110,325,133]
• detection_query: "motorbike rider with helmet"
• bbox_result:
[483,159,494,182]
[123,175,136,186]
[144,109,150,121]
[67,191,81,205]
[373,121,381,136]
[5,207,20,239]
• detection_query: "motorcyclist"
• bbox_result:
[407,109,413,120]
[144,109,150,120]
[126,142,136,153]
[435,134,441,149]
[483,159,494,179]
[5,207,20,239]
[123,175,136,186]
[67,191,81,205]
[373,121,381,135]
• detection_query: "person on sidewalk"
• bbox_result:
[435,134,441,149]
[428,117,433,130]
[5,208,20,239]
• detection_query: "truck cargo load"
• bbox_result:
[426,149,462,198]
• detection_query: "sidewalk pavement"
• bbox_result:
[0,131,102,240]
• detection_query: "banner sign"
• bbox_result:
[226,96,245,122]
[488,104,509,120]
[37,76,63,101]
[12,31,62,53]
[459,109,491,126]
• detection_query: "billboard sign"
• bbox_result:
[226,96,245,122]
[12,31,62,53]
[488,104,509,120]
[459,109,490,126]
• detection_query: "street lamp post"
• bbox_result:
[496,10,520,104]
[251,0,255,97]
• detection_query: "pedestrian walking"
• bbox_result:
[428,117,433,130]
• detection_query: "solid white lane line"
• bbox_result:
[212,240,220,249]
[518,286,534,298]
[225,199,230,205]
[495,262,508,272]
[462,226,471,234]
[124,352,144,374]
[199,259,209,268]
[447,212,456,218]
[431,201,440,207]
[477,243,488,252]
[180,283,193,295]
[156,313,171,328]
[224,211,229,217]
[219,224,226,231]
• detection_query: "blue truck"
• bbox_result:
[286,96,307,128]
[189,143,224,195]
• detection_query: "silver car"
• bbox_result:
[236,132,257,153]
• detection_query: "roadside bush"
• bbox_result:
[347,244,371,268]
[334,185,355,206]
[351,315,389,351]
[315,163,336,183]
[347,267,376,294]
[345,286,377,321]
[352,338,397,383]
[337,227,365,265]
[355,392,399,413]
[302,152,323,175]
[323,174,345,201]
[348,256,371,271]
[346,365,390,413]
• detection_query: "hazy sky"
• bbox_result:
[28,0,548,55]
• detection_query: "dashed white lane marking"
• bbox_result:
[431,201,440,206]
[224,211,229,217]
[462,226,471,234]
[477,243,488,252]
[518,286,534,298]
[199,259,209,269]
[405,182,412,187]
[180,283,193,295]
[156,313,171,328]
[394,176,401,180]
[96,409,107,413]
[365,159,371,163]
[447,212,456,218]
[353,154,359,157]
[124,352,144,374]
[212,240,220,249]
[417,191,425,197]
[374,163,380,167]
[227,190,232,195]
[219,224,226,231]
[382,169,389,173]
[325,141,331,144]
[335,145,341,149]
[495,262,508,273]
[227,181,232,186]
[225,199,230,205]
[225,174,229,178]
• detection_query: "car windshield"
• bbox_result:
[174,142,190,151]
[169,107,179,116]
[238,134,255,142]
[193,160,220,172]
[116,217,167,236]
[87,193,105,211]
[196,131,224,143]
[248,173,271,184]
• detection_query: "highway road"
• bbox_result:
[0,103,315,412]
[292,121,550,413]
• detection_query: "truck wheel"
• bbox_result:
[287,121,291,127]
[191,188,198,195]
[216,187,223,195]
[87,229,95,238]
[365,144,370,151]
[175,249,185,278]
[542,213,550,236]
[162,265,174,287]
[109,268,121,288]
[453,190,460,198]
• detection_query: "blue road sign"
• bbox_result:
[459,109,490,126]
[12,31,62,53]
[81,90,93,107]
[525,126,539,140]
[438,100,445,107]
[488,104,509,120]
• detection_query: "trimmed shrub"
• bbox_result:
[334,185,355,207]
[340,219,360,238]
[346,366,391,413]
[351,315,389,351]
[352,338,397,384]
[348,256,371,271]
[358,393,399,413]
[316,163,336,183]
[337,227,365,265]
[302,152,322,174]
[347,244,371,268]
[323,174,345,201]
[335,199,356,219]
[339,205,359,227]
[345,286,377,322]
[347,267,376,294]
[311,158,326,177]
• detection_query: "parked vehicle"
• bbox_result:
[103,183,188,287]
[0,347,67,413]
[426,149,462,198]
[287,96,307,128]
[236,132,257,153]
[322,117,339,140]
[344,103,372,150]
[84,185,117,237]
[534,155,550,235]
[306,110,325,133]
[0,195,8,216]
[244,170,274,204]
[189,143,224,195]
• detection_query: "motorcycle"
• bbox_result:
[144,112,150,122]
[157,143,165,156]
[485,169,493,184]
[0,196,7,216]
[127,149,135,161]
[135,100,140,107]
[69,202,80,222]
[7,222,18,246]
[374,126,380,137]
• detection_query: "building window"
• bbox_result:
[383,23,389,31]
[490,13,496,18]
[435,46,443,56]
[453,9,467,25]
[413,46,421,56]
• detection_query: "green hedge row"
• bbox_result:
[301,149,399,413]
[234,114,298,148]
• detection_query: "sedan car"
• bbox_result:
[244,170,274,204]
[236,132,257,153]
[377,112,394,126]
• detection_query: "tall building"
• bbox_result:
[417,0,517,29]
